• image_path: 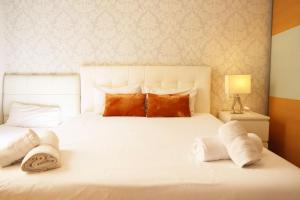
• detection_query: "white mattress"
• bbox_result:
[0,113,299,200]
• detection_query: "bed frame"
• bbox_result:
[80,66,211,113]
[2,66,211,121]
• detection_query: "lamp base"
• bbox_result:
[231,94,244,114]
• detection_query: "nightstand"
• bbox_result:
[218,111,270,148]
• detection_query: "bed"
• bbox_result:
[0,67,299,200]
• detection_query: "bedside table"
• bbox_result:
[218,111,270,148]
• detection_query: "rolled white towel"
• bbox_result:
[218,120,247,146]
[228,135,262,167]
[0,129,40,167]
[218,121,263,167]
[39,130,59,149]
[21,131,61,172]
[248,133,263,153]
[194,137,229,161]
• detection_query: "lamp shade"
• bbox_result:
[225,75,251,94]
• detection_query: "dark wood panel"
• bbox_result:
[269,96,300,167]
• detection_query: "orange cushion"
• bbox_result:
[103,93,146,116]
[146,93,191,117]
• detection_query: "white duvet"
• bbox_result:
[0,113,299,200]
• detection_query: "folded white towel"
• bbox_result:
[21,131,61,172]
[218,121,263,167]
[228,135,262,167]
[0,129,40,167]
[39,130,59,149]
[193,137,229,161]
[248,133,263,153]
[218,120,247,146]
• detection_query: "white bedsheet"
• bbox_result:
[0,113,299,200]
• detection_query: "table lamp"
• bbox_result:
[225,75,251,114]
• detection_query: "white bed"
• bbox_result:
[0,114,300,200]
[0,66,299,200]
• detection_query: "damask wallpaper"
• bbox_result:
[0,2,5,122]
[1,0,272,116]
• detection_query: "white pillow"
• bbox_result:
[143,87,198,114]
[6,102,62,128]
[93,85,141,114]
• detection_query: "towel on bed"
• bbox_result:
[193,137,229,161]
[21,131,61,172]
[194,133,263,162]
[228,135,262,167]
[218,121,263,167]
[248,133,263,152]
[218,120,248,145]
[0,129,40,167]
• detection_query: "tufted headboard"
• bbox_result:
[80,66,211,113]
[3,74,81,122]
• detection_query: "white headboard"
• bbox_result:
[80,66,211,113]
[3,74,80,122]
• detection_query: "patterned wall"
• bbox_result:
[1,0,272,115]
[0,2,5,122]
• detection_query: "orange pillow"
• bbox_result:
[146,93,191,117]
[103,93,146,116]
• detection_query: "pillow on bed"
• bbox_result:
[143,87,197,114]
[94,85,141,114]
[6,102,62,128]
[146,93,191,117]
[103,93,146,116]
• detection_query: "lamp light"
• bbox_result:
[225,75,251,114]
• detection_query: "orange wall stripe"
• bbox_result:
[272,0,300,35]
[269,96,300,167]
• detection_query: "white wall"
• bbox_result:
[1,0,272,115]
[270,25,300,100]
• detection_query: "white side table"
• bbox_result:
[218,111,270,148]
